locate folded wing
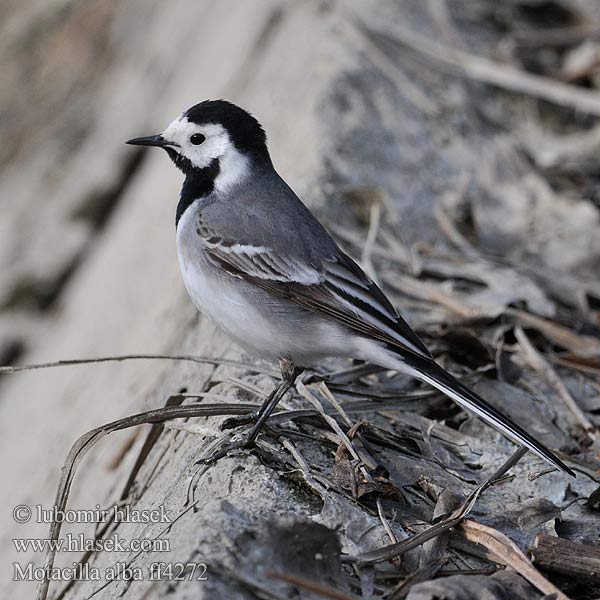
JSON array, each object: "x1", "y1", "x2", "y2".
[{"x1": 196, "y1": 214, "x2": 432, "y2": 359}]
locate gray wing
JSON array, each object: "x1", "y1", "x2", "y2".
[{"x1": 197, "y1": 185, "x2": 431, "y2": 359}]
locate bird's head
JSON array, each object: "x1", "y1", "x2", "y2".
[{"x1": 126, "y1": 100, "x2": 271, "y2": 184}]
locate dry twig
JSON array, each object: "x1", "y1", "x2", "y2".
[
  {"x1": 515, "y1": 326, "x2": 597, "y2": 439},
  {"x1": 420, "y1": 489, "x2": 461, "y2": 566},
  {"x1": 361, "y1": 200, "x2": 382, "y2": 283},
  {"x1": 459, "y1": 521, "x2": 570, "y2": 600},
  {"x1": 0, "y1": 353, "x2": 277, "y2": 376},
  {"x1": 350, "y1": 447, "x2": 528, "y2": 566},
  {"x1": 36, "y1": 402, "x2": 262, "y2": 600},
  {"x1": 354, "y1": 15, "x2": 600, "y2": 116},
  {"x1": 530, "y1": 533, "x2": 600, "y2": 582},
  {"x1": 509, "y1": 310, "x2": 600, "y2": 357},
  {"x1": 297, "y1": 381, "x2": 373, "y2": 484}
]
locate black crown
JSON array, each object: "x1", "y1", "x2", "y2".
[{"x1": 185, "y1": 100, "x2": 270, "y2": 163}]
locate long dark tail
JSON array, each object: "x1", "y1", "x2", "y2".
[{"x1": 401, "y1": 354, "x2": 574, "y2": 476}]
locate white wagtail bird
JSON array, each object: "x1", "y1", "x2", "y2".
[{"x1": 127, "y1": 99, "x2": 573, "y2": 476}]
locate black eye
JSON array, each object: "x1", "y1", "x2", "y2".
[{"x1": 190, "y1": 133, "x2": 205, "y2": 145}]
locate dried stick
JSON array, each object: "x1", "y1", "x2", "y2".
[
  {"x1": 420, "y1": 489, "x2": 461, "y2": 566},
  {"x1": 515, "y1": 327, "x2": 596, "y2": 438},
  {"x1": 351, "y1": 446, "x2": 528, "y2": 565},
  {"x1": 435, "y1": 173, "x2": 479, "y2": 259},
  {"x1": 36, "y1": 402, "x2": 262, "y2": 600},
  {"x1": 361, "y1": 200, "x2": 382, "y2": 283},
  {"x1": 389, "y1": 273, "x2": 477, "y2": 318},
  {"x1": 509, "y1": 309, "x2": 600, "y2": 357},
  {"x1": 354, "y1": 15, "x2": 600, "y2": 117},
  {"x1": 511, "y1": 24, "x2": 600, "y2": 48},
  {"x1": 377, "y1": 498, "x2": 399, "y2": 545},
  {"x1": 343, "y1": 18, "x2": 438, "y2": 116},
  {"x1": 297, "y1": 381, "x2": 372, "y2": 483},
  {"x1": 530, "y1": 533, "x2": 600, "y2": 582},
  {"x1": 281, "y1": 438, "x2": 327, "y2": 496},
  {"x1": 460, "y1": 521, "x2": 569, "y2": 600},
  {"x1": 0, "y1": 353, "x2": 277, "y2": 376}
]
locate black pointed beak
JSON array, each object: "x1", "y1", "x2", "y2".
[{"x1": 126, "y1": 134, "x2": 173, "y2": 147}]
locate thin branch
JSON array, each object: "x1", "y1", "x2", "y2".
[
  {"x1": 343, "y1": 19, "x2": 439, "y2": 116},
  {"x1": 361, "y1": 200, "x2": 382, "y2": 283},
  {"x1": 460, "y1": 520, "x2": 569, "y2": 600},
  {"x1": 297, "y1": 381, "x2": 372, "y2": 483},
  {"x1": 511, "y1": 24, "x2": 600, "y2": 48},
  {"x1": 515, "y1": 327, "x2": 597, "y2": 438},
  {"x1": 530, "y1": 533, "x2": 600, "y2": 582},
  {"x1": 434, "y1": 173, "x2": 480, "y2": 259},
  {"x1": 36, "y1": 402, "x2": 262, "y2": 600},
  {"x1": 420, "y1": 489, "x2": 461, "y2": 566},
  {"x1": 350, "y1": 446, "x2": 527, "y2": 565},
  {"x1": 508, "y1": 309, "x2": 600, "y2": 357},
  {"x1": 281, "y1": 438, "x2": 328, "y2": 497},
  {"x1": 387, "y1": 273, "x2": 477, "y2": 318},
  {"x1": 354, "y1": 14, "x2": 600, "y2": 117},
  {"x1": 0, "y1": 353, "x2": 277, "y2": 376},
  {"x1": 376, "y1": 498, "x2": 398, "y2": 544}
]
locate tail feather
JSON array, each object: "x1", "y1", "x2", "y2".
[{"x1": 402, "y1": 355, "x2": 574, "y2": 477}]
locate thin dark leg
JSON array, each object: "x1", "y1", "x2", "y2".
[
  {"x1": 245, "y1": 359, "x2": 302, "y2": 444},
  {"x1": 199, "y1": 359, "x2": 302, "y2": 464}
]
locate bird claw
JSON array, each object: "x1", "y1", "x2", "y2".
[
  {"x1": 221, "y1": 411, "x2": 258, "y2": 431},
  {"x1": 199, "y1": 420, "x2": 280, "y2": 465},
  {"x1": 198, "y1": 432, "x2": 253, "y2": 465}
]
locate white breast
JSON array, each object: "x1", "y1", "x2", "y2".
[
  {"x1": 175, "y1": 201, "x2": 280, "y2": 358},
  {"x1": 176, "y1": 201, "x2": 239, "y2": 322}
]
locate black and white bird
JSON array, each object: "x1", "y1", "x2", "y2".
[{"x1": 127, "y1": 99, "x2": 572, "y2": 476}]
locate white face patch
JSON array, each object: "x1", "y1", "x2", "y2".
[{"x1": 161, "y1": 115, "x2": 249, "y2": 193}]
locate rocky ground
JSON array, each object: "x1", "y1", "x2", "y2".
[{"x1": 1, "y1": 1, "x2": 600, "y2": 599}]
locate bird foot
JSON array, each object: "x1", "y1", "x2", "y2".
[
  {"x1": 201, "y1": 360, "x2": 303, "y2": 465},
  {"x1": 221, "y1": 411, "x2": 259, "y2": 431},
  {"x1": 198, "y1": 431, "x2": 254, "y2": 465}
]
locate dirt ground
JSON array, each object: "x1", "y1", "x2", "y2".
[{"x1": 1, "y1": 1, "x2": 600, "y2": 599}]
